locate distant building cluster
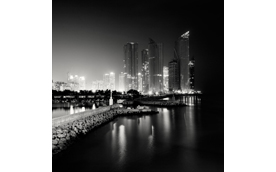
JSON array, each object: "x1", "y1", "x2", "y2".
[
  {"x1": 52, "y1": 73, "x2": 86, "y2": 92},
  {"x1": 120, "y1": 31, "x2": 195, "y2": 94},
  {"x1": 91, "y1": 72, "x2": 115, "y2": 92},
  {"x1": 53, "y1": 31, "x2": 196, "y2": 94}
]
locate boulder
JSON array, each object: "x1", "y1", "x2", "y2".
[{"x1": 52, "y1": 139, "x2": 59, "y2": 145}]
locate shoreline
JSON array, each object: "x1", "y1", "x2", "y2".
[{"x1": 52, "y1": 105, "x2": 158, "y2": 155}]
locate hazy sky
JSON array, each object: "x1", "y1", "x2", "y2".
[{"x1": 53, "y1": 0, "x2": 224, "y2": 94}]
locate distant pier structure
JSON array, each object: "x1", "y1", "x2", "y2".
[{"x1": 167, "y1": 93, "x2": 202, "y2": 106}]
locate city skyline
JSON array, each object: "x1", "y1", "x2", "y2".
[{"x1": 53, "y1": 0, "x2": 224, "y2": 94}]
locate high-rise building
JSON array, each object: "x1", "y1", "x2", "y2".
[
  {"x1": 92, "y1": 80, "x2": 104, "y2": 91},
  {"x1": 138, "y1": 73, "x2": 142, "y2": 92},
  {"x1": 103, "y1": 74, "x2": 110, "y2": 90},
  {"x1": 168, "y1": 59, "x2": 180, "y2": 91},
  {"x1": 79, "y1": 76, "x2": 86, "y2": 90},
  {"x1": 109, "y1": 72, "x2": 115, "y2": 90},
  {"x1": 141, "y1": 49, "x2": 149, "y2": 94},
  {"x1": 174, "y1": 31, "x2": 190, "y2": 92},
  {"x1": 124, "y1": 42, "x2": 138, "y2": 91},
  {"x1": 67, "y1": 73, "x2": 80, "y2": 91},
  {"x1": 103, "y1": 72, "x2": 115, "y2": 90},
  {"x1": 148, "y1": 38, "x2": 163, "y2": 93},
  {"x1": 53, "y1": 81, "x2": 66, "y2": 91},
  {"x1": 118, "y1": 72, "x2": 125, "y2": 92},
  {"x1": 189, "y1": 56, "x2": 195, "y2": 90},
  {"x1": 163, "y1": 66, "x2": 169, "y2": 92}
]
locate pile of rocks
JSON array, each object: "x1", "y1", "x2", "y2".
[
  {"x1": 52, "y1": 107, "x2": 158, "y2": 155},
  {"x1": 52, "y1": 110, "x2": 117, "y2": 155}
]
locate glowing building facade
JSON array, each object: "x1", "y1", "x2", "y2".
[
  {"x1": 138, "y1": 73, "x2": 142, "y2": 92},
  {"x1": 163, "y1": 66, "x2": 169, "y2": 92},
  {"x1": 67, "y1": 73, "x2": 80, "y2": 91},
  {"x1": 168, "y1": 59, "x2": 180, "y2": 91},
  {"x1": 103, "y1": 74, "x2": 110, "y2": 90},
  {"x1": 53, "y1": 81, "x2": 66, "y2": 91},
  {"x1": 118, "y1": 72, "x2": 125, "y2": 92},
  {"x1": 103, "y1": 72, "x2": 115, "y2": 90},
  {"x1": 92, "y1": 80, "x2": 104, "y2": 91},
  {"x1": 174, "y1": 31, "x2": 190, "y2": 92},
  {"x1": 109, "y1": 72, "x2": 115, "y2": 90},
  {"x1": 189, "y1": 56, "x2": 195, "y2": 90},
  {"x1": 141, "y1": 49, "x2": 149, "y2": 93},
  {"x1": 79, "y1": 76, "x2": 86, "y2": 90},
  {"x1": 148, "y1": 38, "x2": 163, "y2": 93},
  {"x1": 124, "y1": 42, "x2": 138, "y2": 91}
]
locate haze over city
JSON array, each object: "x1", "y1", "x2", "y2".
[{"x1": 53, "y1": 0, "x2": 224, "y2": 94}]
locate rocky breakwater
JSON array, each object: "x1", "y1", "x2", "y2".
[{"x1": 52, "y1": 104, "x2": 158, "y2": 155}]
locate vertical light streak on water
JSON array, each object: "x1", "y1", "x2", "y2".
[
  {"x1": 185, "y1": 106, "x2": 196, "y2": 148},
  {"x1": 92, "y1": 103, "x2": 96, "y2": 110},
  {"x1": 69, "y1": 105, "x2": 74, "y2": 114},
  {"x1": 162, "y1": 108, "x2": 171, "y2": 141},
  {"x1": 118, "y1": 125, "x2": 126, "y2": 166},
  {"x1": 147, "y1": 125, "x2": 154, "y2": 162},
  {"x1": 111, "y1": 123, "x2": 117, "y2": 160}
]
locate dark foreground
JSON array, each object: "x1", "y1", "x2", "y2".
[{"x1": 52, "y1": 95, "x2": 224, "y2": 172}]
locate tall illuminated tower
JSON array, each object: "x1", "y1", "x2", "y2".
[
  {"x1": 175, "y1": 31, "x2": 190, "y2": 92},
  {"x1": 148, "y1": 38, "x2": 163, "y2": 93},
  {"x1": 118, "y1": 72, "x2": 125, "y2": 92},
  {"x1": 79, "y1": 76, "x2": 85, "y2": 90},
  {"x1": 189, "y1": 56, "x2": 195, "y2": 90},
  {"x1": 163, "y1": 66, "x2": 169, "y2": 92},
  {"x1": 141, "y1": 49, "x2": 149, "y2": 93},
  {"x1": 138, "y1": 73, "x2": 142, "y2": 92},
  {"x1": 123, "y1": 42, "x2": 138, "y2": 91},
  {"x1": 103, "y1": 74, "x2": 110, "y2": 90},
  {"x1": 109, "y1": 72, "x2": 115, "y2": 90},
  {"x1": 67, "y1": 73, "x2": 80, "y2": 91}
]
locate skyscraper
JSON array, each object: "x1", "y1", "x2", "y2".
[
  {"x1": 118, "y1": 72, "x2": 125, "y2": 92},
  {"x1": 53, "y1": 81, "x2": 66, "y2": 91},
  {"x1": 92, "y1": 80, "x2": 104, "y2": 91},
  {"x1": 148, "y1": 38, "x2": 163, "y2": 93},
  {"x1": 175, "y1": 31, "x2": 190, "y2": 92},
  {"x1": 103, "y1": 72, "x2": 115, "y2": 90},
  {"x1": 79, "y1": 76, "x2": 86, "y2": 90},
  {"x1": 169, "y1": 59, "x2": 180, "y2": 91},
  {"x1": 103, "y1": 74, "x2": 110, "y2": 90},
  {"x1": 67, "y1": 73, "x2": 80, "y2": 91},
  {"x1": 124, "y1": 42, "x2": 138, "y2": 91},
  {"x1": 141, "y1": 49, "x2": 149, "y2": 93},
  {"x1": 109, "y1": 72, "x2": 115, "y2": 90},
  {"x1": 91, "y1": 81, "x2": 97, "y2": 91},
  {"x1": 138, "y1": 73, "x2": 142, "y2": 92},
  {"x1": 163, "y1": 66, "x2": 169, "y2": 92},
  {"x1": 189, "y1": 56, "x2": 195, "y2": 90}
]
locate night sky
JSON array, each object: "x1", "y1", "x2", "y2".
[{"x1": 53, "y1": 0, "x2": 224, "y2": 94}]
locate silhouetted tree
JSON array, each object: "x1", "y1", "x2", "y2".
[{"x1": 127, "y1": 89, "x2": 139, "y2": 96}]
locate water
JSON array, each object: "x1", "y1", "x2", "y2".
[
  {"x1": 52, "y1": 102, "x2": 108, "y2": 119},
  {"x1": 52, "y1": 95, "x2": 224, "y2": 172}
]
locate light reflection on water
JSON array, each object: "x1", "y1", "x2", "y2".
[
  {"x1": 52, "y1": 103, "x2": 100, "y2": 118},
  {"x1": 118, "y1": 125, "x2": 126, "y2": 165},
  {"x1": 53, "y1": 102, "x2": 224, "y2": 172}
]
